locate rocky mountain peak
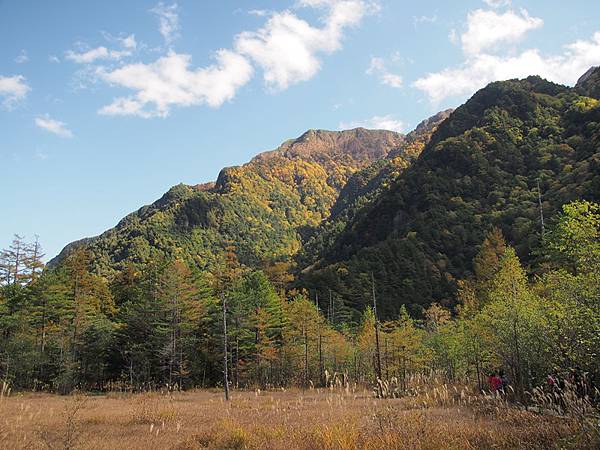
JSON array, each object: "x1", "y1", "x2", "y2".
[{"x1": 575, "y1": 66, "x2": 600, "y2": 99}]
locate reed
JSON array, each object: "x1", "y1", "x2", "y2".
[{"x1": 0, "y1": 386, "x2": 595, "y2": 449}]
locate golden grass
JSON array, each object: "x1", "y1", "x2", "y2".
[{"x1": 0, "y1": 385, "x2": 594, "y2": 449}]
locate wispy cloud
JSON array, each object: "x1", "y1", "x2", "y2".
[
  {"x1": 15, "y1": 50, "x2": 29, "y2": 64},
  {"x1": 366, "y1": 56, "x2": 402, "y2": 88},
  {"x1": 248, "y1": 9, "x2": 270, "y2": 17},
  {"x1": 65, "y1": 46, "x2": 132, "y2": 64},
  {"x1": 413, "y1": 14, "x2": 437, "y2": 28},
  {"x1": 119, "y1": 34, "x2": 137, "y2": 50},
  {"x1": 35, "y1": 115, "x2": 74, "y2": 138},
  {"x1": 34, "y1": 149, "x2": 49, "y2": 160},
  {"x1": 483, "y1": 0, "x2": 511, "y2": 8},
  {"x1": 151, "y1": 2, "x2": 180, "y2": 45},
  {"x1": 339, "y1": 114, "x2": 405, "y2": 133},
  {"x1": 65, "y1": 32, "x2": 138, "y2": 65},
  {"x1": 0, "y1": 75, "x2": 30, "y2": 109}
]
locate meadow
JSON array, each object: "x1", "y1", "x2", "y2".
[{"x1": 0, "y1": 384, "x2": 595, "y2": 450}]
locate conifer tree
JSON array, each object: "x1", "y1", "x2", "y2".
[
  {"x1": 158, "y1": 259, "x2": 203, "y2": 387},
  {"x1": 472, "y1": 226, "x2": 507, "y2": 306}
]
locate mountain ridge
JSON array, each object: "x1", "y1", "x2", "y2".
[{"x1": 49, "y1": 125, "x2": 420, "y2": 272}]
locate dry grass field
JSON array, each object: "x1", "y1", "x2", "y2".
[{"x1": 0, "y1": 386, "x2": 595, "y2": 449}]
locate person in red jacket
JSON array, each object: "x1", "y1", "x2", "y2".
[{"x1": 488, "y1": 371, "x2": 503, "y2": 393}]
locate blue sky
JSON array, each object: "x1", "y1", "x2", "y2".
[{"x1": 1, "y1": 0, "x2": 600, "y2": 260}]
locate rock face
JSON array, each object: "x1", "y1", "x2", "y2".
[
  {"x1": 576, "y1": 66, "x2": 600, "y2": 99},
  {"x1": 576, "y1": 66, "x2": 599, "y2": 86},
  {"x1": 256, "y1": 128, "x2": 406, "y2": 162}
]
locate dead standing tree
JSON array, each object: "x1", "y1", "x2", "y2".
[
  {"x1": 372, "y1": 273, "x2": 382, "y2": 382},
  {"x1": 222, "y1": 290, "x2": 230, "y2": 401}
]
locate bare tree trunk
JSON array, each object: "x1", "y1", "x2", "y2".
[
  {"x1": 372, "y1": 273, "x2": 382, "y2": 381},
  {"x1": 12, "y1": 238, "x2": 21, "y2": 285},
  {"x1": 41, "y1": 295, "x2": 47, "y2": 354},
  {"x1": 222, "y1": 292, "x2": 229, "y2": 401},
  {"x1": 332, "y1": 293, "x2": 335, "y2": 326},
  {"x1": 384, "y1": 338, "x2": 389, "y2": 380},
  {"x1": 328, "y1": 289, "x2": 334, "y2": 324},
  {"x1": 537, "y1": 179, "x2": 545, "y2": 237},
  {"x1": 303, "y1": 325, "x2": 308, "y2": 389},
  {"x1": 235, "y1": 337, "x2": 239, "y2": 389},
  {"x1": 318, "y1": 332, "x2": 324, "y2": 386},
  {"x1": 129, "y1": 360, "x2": 133, "y2": 387}
]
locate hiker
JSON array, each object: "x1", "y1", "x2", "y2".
[
  {"x1": 547, "y1": 373, "x2": 559, "y2": 391},
  {"x1": 488, "y1": 371, "x2": 502, "y2": 393}
]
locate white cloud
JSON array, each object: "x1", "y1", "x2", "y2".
[
  {"x1": 414, "y1": 32, "x2": 600, "y2": 103},
  {"x1": 449, "y1": 29, "x2": 458, "y2": 44},
  {"x1": 297, "y1": 0, "x2": 380, "y2": 13},
  {"x1": 65, "y1": 46, "x2": 132, "y2": 64},
  {"x1": 339, "y1": 114, "x2": 405, "y2": 133},
  {"x1": 461, "y1": 9, "x2": 543, "y2": 56},
  {"x1": 35, "y1": 149, "x2": 49, "y2": 160},
  {"x1": 35, "y1": 115, "x2": 74, "y2": 138},
  {"x1": 381, "y1": 72, "x2": 403, "y2": 88},
  {"x1": 94, "y1": 0, "x2": 371, "y2": 117},
  {"x1": 367, "y1": 56, "x2": 384, "y2": 72},
  {"x1": 248, "y1": 9, "x2": 270, "y2": 17},
  {"x1": 483, "y1": 0, "x2": 511, "y2": 7},
  {"x1": 65, "y1": 33, "x2": 137, "y2": 64},
  {"x1": 413, "y1": 14, "x2": 437, "y2": 27},
  {"x1": 151, "y1": 2, "x2": 180, "y2": 45},
  {"x1": 366, "y1": 56, "x2": 402, "y2": 88},
  {"x1": 15, "y1": 50, "x2": 29, "y2": 64},
  {"x1": 119, "y1": 34, "x2": 137, "y2": 50},
  {"x1": 0, "y1": 75, "x2": 30, "y2": 108},
  {"x1": 235, "y1": 1, "x2": 366, "y2": 90},
  {"x1": 49, "y1": 55, "x2": 61, "y2": 63},
  {"x1": 98, "y1": 50, "x2": 254, "y2": 117}
]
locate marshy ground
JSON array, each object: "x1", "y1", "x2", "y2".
[{"x1": 0, "y1": 387, "x2": 594, "y2": 449}]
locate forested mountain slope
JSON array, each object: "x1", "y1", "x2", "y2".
[
  {"x1": 301, "y1": 71, "x2": 600, "y2": 319},
  {"x1": 51, "y1": 128, "x2": 409, "y2": 275},
  {"x1": 298, "y1": 109, "x2": 452, "y2": 269}
]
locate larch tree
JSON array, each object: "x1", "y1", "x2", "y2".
[
  {"x1": 158, "y1": 259, "x2": 203, "y2": 388},
  {"x1": 479, "y1": 247, "x2": 552, "y2": 399},
  {"x1": 472, "y1": 226, "x2": 507, "y2": 307}
]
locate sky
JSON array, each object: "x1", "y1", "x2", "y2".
[{"x1": 2, "y1": 0, "x2": 600, "y2": 260}]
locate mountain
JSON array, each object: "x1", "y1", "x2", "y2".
[
  {"x1": 52, "y1": 68, "x2": 600, "y2": 322},
  {"x1": 300, "y1": 71, "x2": 600, "y2": 319},
  {"x1": 51, "y1": 127, "x2": 411, "y2": 275}
]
